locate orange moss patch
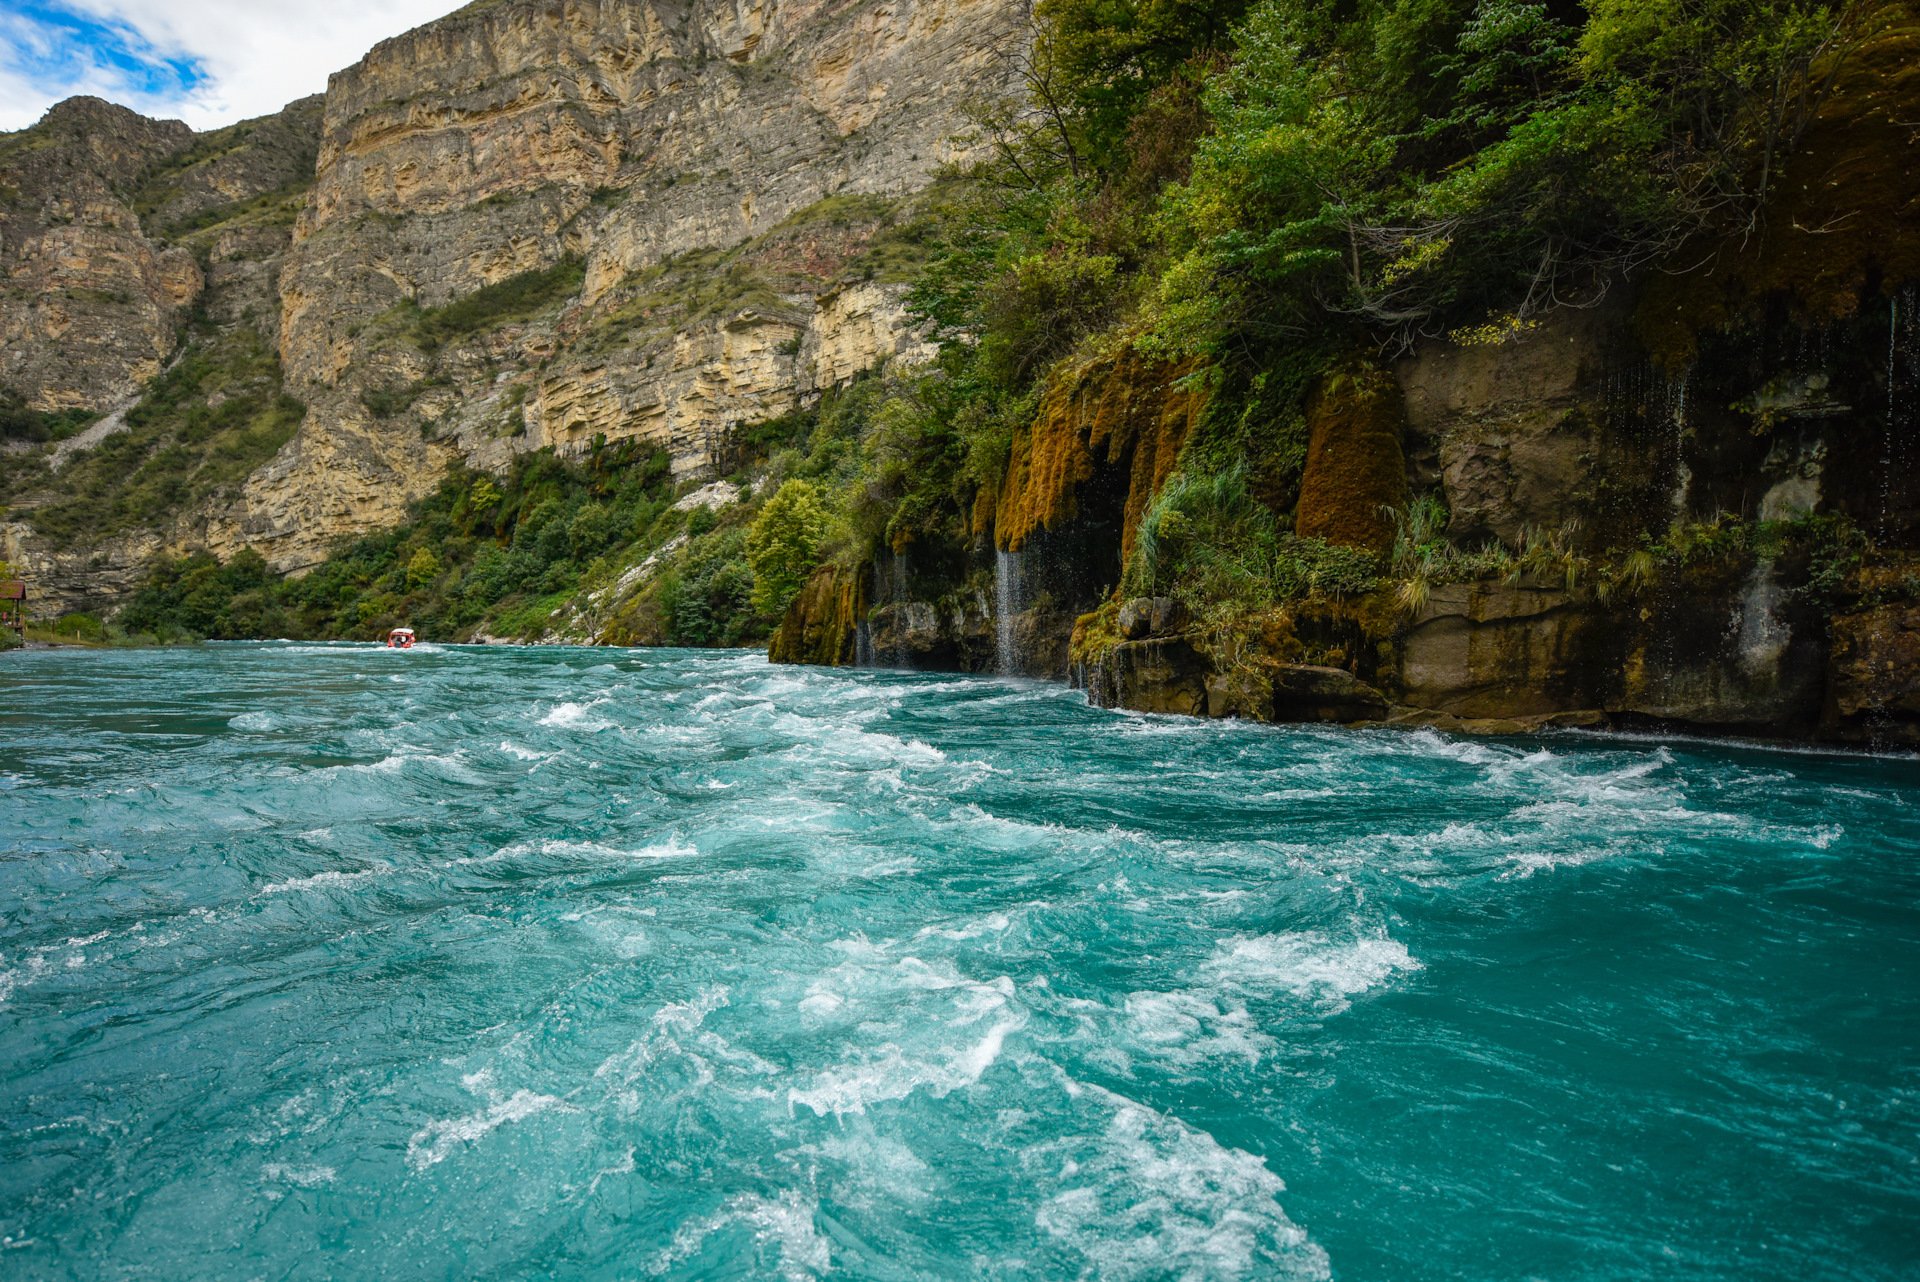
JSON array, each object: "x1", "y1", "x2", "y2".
[
  {"x1": 1294, "y1": 366, "x2": 1409, "y2": 552},
  {"x1": 1637, "y1": 0, "x2": 1920, "y2": 362},
  {"x1": 995, "y1": 350, "x2": 1207, "y2": 557},
  {"x1": 967, "y1": 484, "x2": 998, "y2": 542},
  {"x1": 768, "y1": 564, "x2": 866, "y2": 666}
]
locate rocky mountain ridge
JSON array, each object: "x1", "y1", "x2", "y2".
[{"x1": 2, "y1": 0, "x2": 1018, "y2": 604}]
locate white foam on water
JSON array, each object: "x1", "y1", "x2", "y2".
[
  {"x1": 1500, "y1": 845, "x2": 1632, "y2": 878},
  {"x1": 593, "y1": 987, "x2": 775, "y2": 1094},
  {"x1": 1121, "y1": 990, "x2": 1277, "y2": 1069},
  {"x1": 786, "y1": 1020, "x2": 1021, "y2": 1118},
  {"x1": 259, "y1": 866, "x2": 387, "y2": 896},
  {"x1": 538, "y1": 698, "x2": 615, "y2": 731},
  {"x1": 916, "y1": 910, "x2": 1012, "y2": 941},
  {"x1": 735, "y1": 798, "x2": 849, "y2": 832},
  {"x1": 938, "y1": 803, "x2": 1078, "y2": 851},
  {"x1": 339, "y1": 753, "x2": 408, "y2": 775},
  {"x1": 1498, "y1": 754, "x2": 1689, "y2": 814},
  {"x1": 229, "y1": 710, "x2": 279, "y2": 732},
  {"x1": 1828, "y1": 785, "x2": 1901, "y2": 805},
  {"x1": 800, "y1": 1131, "x2": 934, "y2": 1207},
  {"x1": 1033, "y1": 1085, "x2": 1329, "y2": 1281},
  {"x1": 862, "y1": 732, "x2": 946, "y2": 766},
  {"x1": 405, "y1": 1088, "x2": 568, "y2": 1170},
  {"x1": 261, "y1": 1163, "x2": 336, "y2": 1189},
  {"x1": 487, "y1": 836, "x2": 699, "y2": 865},
  {"x1": 851, "y1": 851, "x2": 919, "y2": 878},
  {"x1": 1334, "y1": 737, "x2": 1758, "y2": 882},
  {"x1": 940, "y1": 758, "x2": 1002, "y2": 792},
  {"x1": 497, "y1": 740, "x2": 549, "y2": 761},
  {"x1": 652, "y1": 1189, "x2": 831, "y2": 1280},
  {"x1": 1388, "y1": 728, "x2": 1509, "y2": 767},
  {"x1": 1201, "y1": 931, "x2": 1420, "y2": 1012},
  {"x1": 784, "y1": 728, "x2": 948, "y2": 772},
  {"x1": 787, "y1": 956, "x2": 1025, "y2": 1116},
  {"x1": 632, "y1": 836, "x2": 701, "y2": 861},
  {"x1": 655, "y1": 985, "x2": 730, "y2": 1031}
]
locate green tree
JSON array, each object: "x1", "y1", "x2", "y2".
[
  {"x1": 746, "y1": 479, "x2": 830, "y2": 615},
  {"x1": 406, "y1": 545, "x2": 442, "y2": 589},
  {"x1": 1037, "y1": 0, "x2": 1255, "y2": 170}
]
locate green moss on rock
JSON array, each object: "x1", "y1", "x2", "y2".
[{"x1": 1294, "y1": 365, "x2": 1409, "y2": 552}]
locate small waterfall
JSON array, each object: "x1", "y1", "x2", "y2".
[
  {"x1": 1732, "y1": 559, "x2": 1791, "y2": 685},
  {"x1": 854, "y1": 608, "x2": 874, "y2": 670},
  {"x1": 994, "y1": 547, "x2": 1024, "y2": 676},
  {"x1": 858, "y1": 560, "x2": 884, "y2": 668},
  {"x1": 1668, "y1": 366, "x2": 1692, "y2": 519},
  {"x1": 1884, "y1": 286, "x2": 1920, "y2": 539},
  {"x1": 889, "y1": 550, "x2": 910, "y2": 668},
  {"x1": 1603, "y1": 359, "x2": 1692, "y2": 518},
  {"x1": 859, "y1": 552, "x2": 914, "y2": 669}
]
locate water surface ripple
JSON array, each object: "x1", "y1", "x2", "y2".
[{"x1": 1, "y1": 643, "x2": 1915, "y2": 1279}]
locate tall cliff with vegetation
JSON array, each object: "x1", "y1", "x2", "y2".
[
  {"x1": 763, "y1": 0, "x2": 1920, "y2": 747},
  {"x1": 2, "y1": 0, "x2": 1017, "y2": 624},
  {"x1": 3, "y1": 0, "x2": 1917, "y2": 747}
]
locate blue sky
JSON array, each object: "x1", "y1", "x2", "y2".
[{"x1": 0, "y1": 0, "x2": 464, "y2": 131}]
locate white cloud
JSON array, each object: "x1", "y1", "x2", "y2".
[{"x1": 1, "y1": 0, "x2": 470, "y2": 132}]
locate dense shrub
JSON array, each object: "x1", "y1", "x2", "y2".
[
  {"x1": 414, "y1": 258, "x2": 585, "y2": 351},
  {"x1": 746, "y1": 480, "x2": 830, "y2": 615},
  {"x1": 0, "y1": 388, "x2": 94, "y2": 443}
]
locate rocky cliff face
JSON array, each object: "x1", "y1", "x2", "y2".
[
  {"x1": 767, "y1": 9, "x2": 1920, "y2": 749},
  {"x1": 775, "y1": 285, "x2": 1920, "y2": 746},
  {"x1": 1, "y1": 94, "x2": 322, "y2": 614},
  {"x1": 779, "y1": 282, "x2": 1920, "y2": 740},
  {"x1": 1, "y1": 0, "x2": 1018, "y2": 603},
  {"x1": 0, "y1": 98, "x2": 200, "y2": 412},
  {"x1": 229, "y1": 0, "x2": 1015, "y2": 571}
]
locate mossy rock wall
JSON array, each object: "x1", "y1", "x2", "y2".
[
  {"x1": 1636, "y1": 0, "x2": 1920, "y2": 363},
  {"x1": 768, "y1": 564, "x2": 865, "y2": 666},
  {"x1": 1294, "y1": 366, "x2": 1408, "y2": 551},
  {"x1": 995, "y1": 350, "x2": 1206, "y2": 558}
]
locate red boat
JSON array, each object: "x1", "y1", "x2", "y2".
[{"x1": 385, "y1": 627, "x2": 416, "y2": 649}]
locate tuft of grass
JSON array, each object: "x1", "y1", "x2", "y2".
[{"x1": 413, "y1": 258, "x2": 585, "y2": 351}]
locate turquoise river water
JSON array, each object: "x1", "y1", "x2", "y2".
[{"x1": 1, "y1": 643, "x2": 1916, "y2": 1280}]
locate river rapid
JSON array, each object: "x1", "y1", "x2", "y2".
[{"x1": 1, "y1": 643, "x2": 1916, "y2": 1279}]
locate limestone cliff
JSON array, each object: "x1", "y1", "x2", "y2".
[
  {"x1": 1, "y1": 94, "x2": 322, "y2": 614},
  {"x1": 237, "y1": 0, "x2": 1017, "y2": 570},
  {"x1": 1, "y1": 0, "x2": 1021, "y2": 606},
  {"x1": 0, "y1": 98, "x2": 199, "y2": 412}
]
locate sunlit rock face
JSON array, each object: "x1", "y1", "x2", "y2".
[
  {"x1": 241, "y1": 0, "x2": 1019, "y2": 571},
  {"x1": 0, "y1": 1, "x2": 1020, "y2": 593},
  {"x1": 0, "y1": 98, "x2": 199, "y2": 412}
]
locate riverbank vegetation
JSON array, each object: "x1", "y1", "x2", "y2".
[
  {"x1": 110, "y1": 378, "x2": 890, "y2": 643},
  {"x1": 98, "y1": 0, "x2": 1906, "y2": 646}
]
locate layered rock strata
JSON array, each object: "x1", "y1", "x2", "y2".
[
  {"x1": 237, "y1": 0, "x2": 1016, "y2": 570},
  {"x1": 2, "y1": 0, "x2": 1022, "y2": 602}
]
